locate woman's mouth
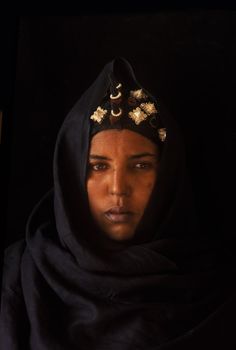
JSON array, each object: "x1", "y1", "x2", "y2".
[{"x1": 104, "y1": 207, "x2": 134, "y2": 223}]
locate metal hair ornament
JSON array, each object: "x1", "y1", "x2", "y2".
[
  {"x1": 128, "y1": 107, "x2": 148, "y2": 125},
  {"x1": 111, "y1": 108, "x2": 122, "y2": 117},
  {"x1": 140, "y1": 102, "x2": 157, "y2": 115},
  {"x1": 130, "y1": 89, "x2": 147, "y2": 100},
  {"x1": 90, "y1": 106, "x2": 107, "y2": 124},
  {"x1": 89, "y1": 79, "x2": 167, "y2": 142},
  {"x1": 158, "y1": 128, "x2": 167, "y2": 142},
  {"x1": 110, "y1": 91, "x2": 122, "y2": 100}
]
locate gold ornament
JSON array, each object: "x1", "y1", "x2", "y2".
[
  {"x1": 129, "y1": 107, "x2": 148, "y2": 125},
  {"x1": 140, "y1": 102, "x2": 157, "y2": 115},
  {"x1": 130, "y1": 89, "x2": 147, "y2": 100},
  {"x1": 111, "y1": 108, "x2": 122, "y2": 117},
  {"x1": 110, "y1": 91, "x2": 122, "y2": 100},
  {"x1": 158, "y1": 128, "x2": 167, "y2": 142},
  {"x1": 90, "y1": 106, "x2": 107, "y2": 124}
]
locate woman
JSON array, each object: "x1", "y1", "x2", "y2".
[{"x1": 1, "y1": 58, "x2": 235, "y2": 349}]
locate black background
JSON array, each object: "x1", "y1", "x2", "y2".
[{"x1": 1, "y1": 13, "x2": 236, "y2": 252}]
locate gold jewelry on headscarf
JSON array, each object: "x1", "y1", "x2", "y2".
[
  {"x1": 111, "y1": 108, "x2": 122, "y2": 117},
  {"x1": 130, "y1": 89, "x2": 147, "y2": 100},
  {"x1": 128, "y1": 107, "x2": 148, "y2": 125},
  {"x1": 110, "y1": 91, "x2": 122, "y2": 100},
  {"x1": 90, "y1": 106, "x2": 107, "y2": 124},
  {"x1": 158, "y1": 128, "x2": 167, "y2": 142},
  {"x1": 140, "y1": 102, "x2": 158, "y2": 115}
]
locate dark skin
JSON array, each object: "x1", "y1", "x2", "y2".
[{"x1": 87, "y1": 129, "x2": 159, "y2": 241}]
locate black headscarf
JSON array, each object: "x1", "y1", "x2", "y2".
[{"x1": 1, "y1": 58, "x2": 236, "y2": 349}]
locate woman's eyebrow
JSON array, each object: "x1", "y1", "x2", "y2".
[
  {"x1": 129, "y1": 153, "x2": 157, "y2": 159},
  {"x1": 89, "y1": 154, "x2": 112, "y2": 160},
  {"x1": 89, "y1": 153, "x2": 157, "y2": 160}
]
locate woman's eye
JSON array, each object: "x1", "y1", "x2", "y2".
[
  {"x1": 90, "y1": 163, "x2": 108, "y2": 171},
  {"x1": 134, "y1": 162, "x2": 152, "y2": 169}
]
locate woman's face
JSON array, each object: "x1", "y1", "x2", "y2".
[{"x1": 87, "y1": 129, "x2": 159, "y2": 241}]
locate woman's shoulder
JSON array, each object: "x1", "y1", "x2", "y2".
[
  {"x1": 4, "y1": 239, "x2": 26, "y2": 260},
  {"x1": 1, "y1": 239, "x2": 26, "y2": 297},
  {"x1": 0, "y1": 240, "x2": 30, "y2": 348}
]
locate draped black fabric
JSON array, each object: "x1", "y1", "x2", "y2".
[{"x1": 1, "y1": 58, "x2": 236, "y2": 349}]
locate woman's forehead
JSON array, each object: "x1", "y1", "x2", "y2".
[{"x1": 89, "y1": 129, "x2": 158, "y2": 156}]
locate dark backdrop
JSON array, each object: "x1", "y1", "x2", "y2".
[{"x1": 2, "y1": 13, "x2": 236, "y2": 247}]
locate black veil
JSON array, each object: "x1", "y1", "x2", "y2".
[{"x1": 1, "y1": 58, "x2": 235, "y2": 349}]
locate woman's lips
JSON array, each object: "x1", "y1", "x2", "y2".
[{"x1": 104, "y1": 207, "x2": 134, "y2": 223}]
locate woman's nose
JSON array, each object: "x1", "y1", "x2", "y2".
[{"x1": 109, "y1": 168, "x2": 130, "y2": 197}]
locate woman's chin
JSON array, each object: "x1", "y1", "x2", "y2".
[{"x1": 102, "y1": 224, "x2": 136, "y2": 242}]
